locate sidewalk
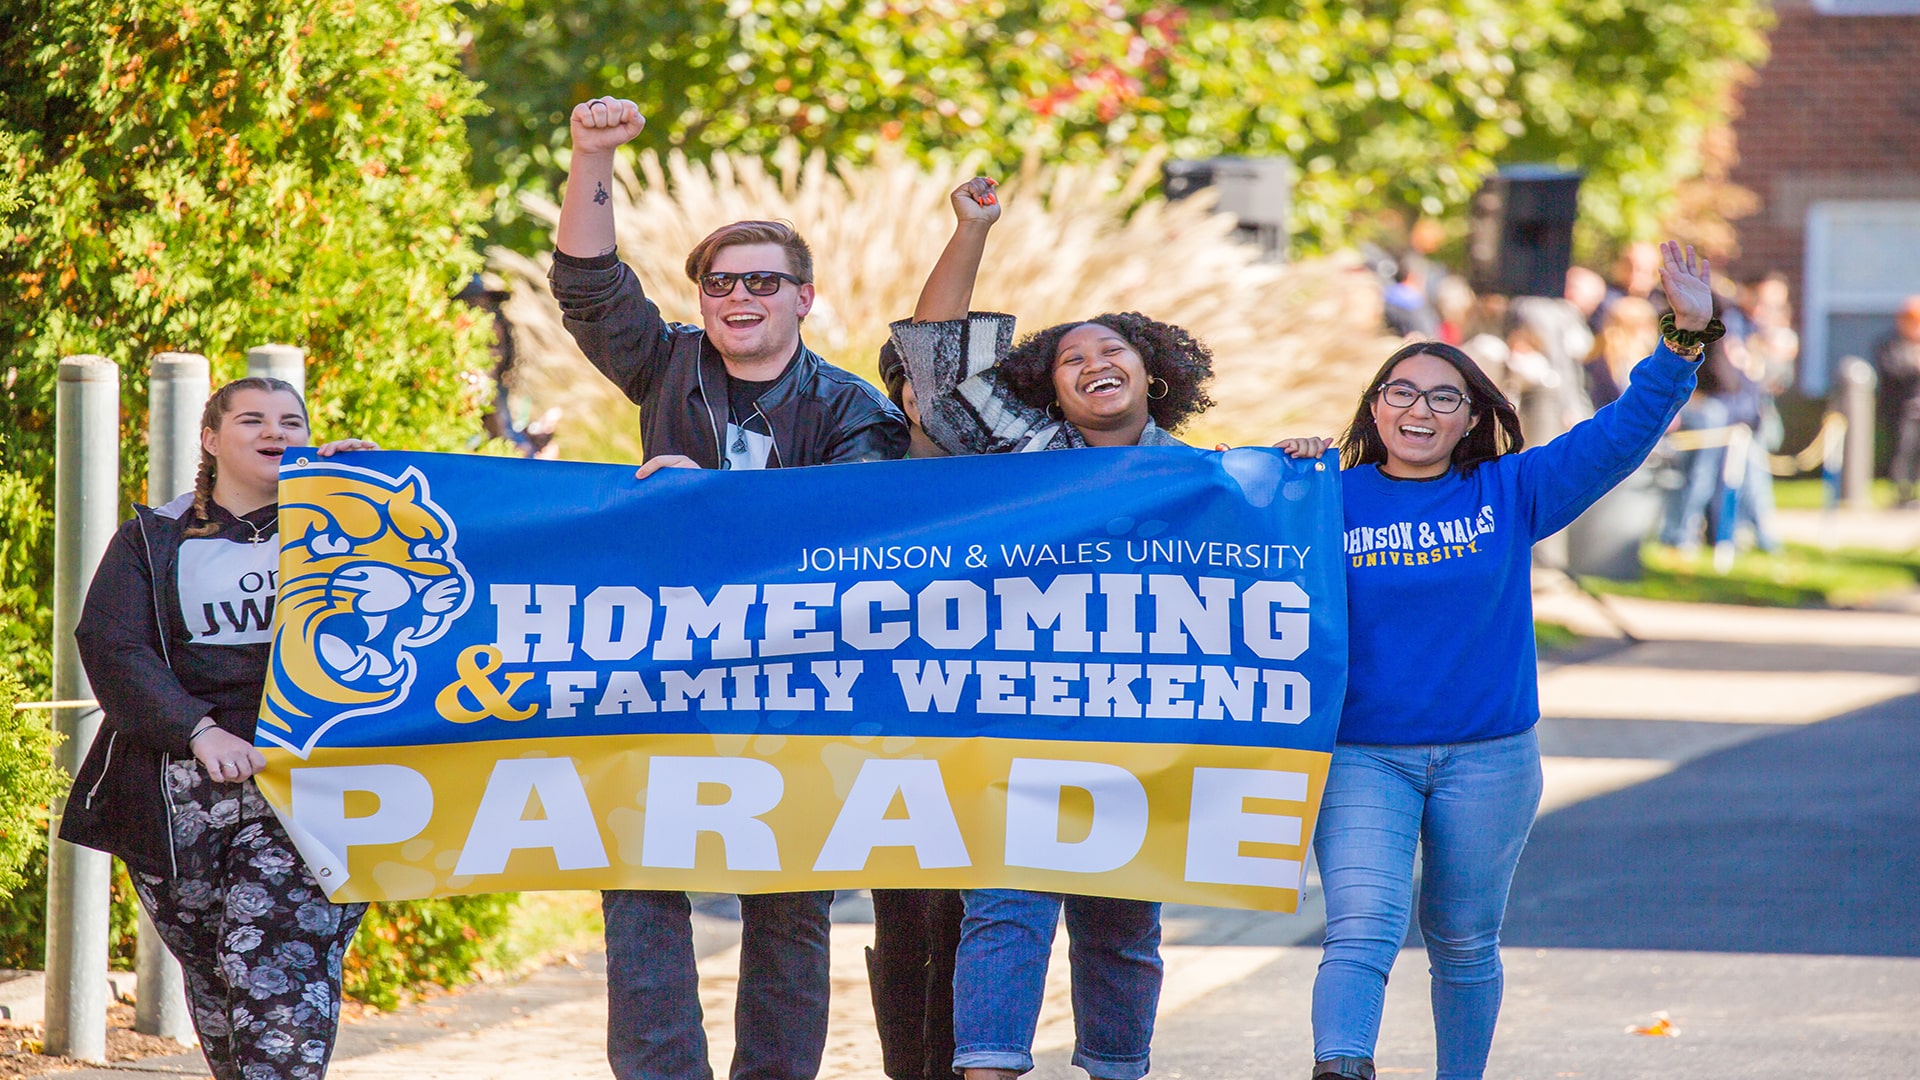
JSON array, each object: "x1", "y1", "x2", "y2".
[
  {"x1": 30, "y1": 589, "x2": 1920, "y2": 1079},
  {"x1": 1773, "y1": 503, "x2": 1920, "y2": 551}
]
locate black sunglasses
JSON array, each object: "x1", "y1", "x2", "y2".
[{"x1": 699, "y1": 270, "x2": 806, "y2": 298}]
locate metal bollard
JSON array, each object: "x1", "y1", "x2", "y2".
[
  {"x1": 137, "y1": 353, "x2": 208, "y2": 1044},
  {"x1": 247, "y1": 343, "x2": 307, "y2": 400},
  {"x1": 45, "y1": 356, "x2": 119, "y2": 1063},
  {"x1": 1835, "y1": 356, "x2": 1876, "y2": 509},
  {"x1": 148, "y1": 352, "x2": 210, "y2": 505}
]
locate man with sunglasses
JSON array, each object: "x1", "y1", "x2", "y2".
[
  {"x1": 550, "y1": 95, "x2": 907, "y2": 476},
  {"x1": 546, "y1": 96, "x2": 907, "y2": 1080}
]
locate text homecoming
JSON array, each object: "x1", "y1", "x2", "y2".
[{"x1": 484, "y1": 573, "x2": 1315, "y2": 723}]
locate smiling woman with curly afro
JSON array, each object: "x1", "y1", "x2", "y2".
[
  {"x1": 878, "y1": 177, "x2": 1230, "y2": 1080},
  {"x1": 999, "y1": 313, "x2": 1216, "y2": 434},
  {"x1": 888, "y1": 178, "x2": 1220, "y2": 457}
]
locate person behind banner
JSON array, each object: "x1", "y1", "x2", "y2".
[
  {"x1": 867, "y1": 340, "x2": 965, "y2": 1080},
  {"x1": 1272, "y1": 242, "x2": 1719, "y2": 1080},
  {"x1": 60, "y1": 378, "x2": 375, "y2": 1080},
  {"x1": 547, "y1": 95, "x2": 909, "y2": 1080},
  {"x1": 886, "y1": 177, "x2": 1217, "y2": 1080}
]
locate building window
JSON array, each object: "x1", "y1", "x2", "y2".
[
  {"x1": 1804, "y1": 201, "x2": 1920, "y2": 392},
  {"x1": 1811, "y1": 0, "x2": 1920, "y2": 14}
]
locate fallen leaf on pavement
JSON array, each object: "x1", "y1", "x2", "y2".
[{"x1": 1627, "y1": 1011, "x2": 1680, "y2": 1037}]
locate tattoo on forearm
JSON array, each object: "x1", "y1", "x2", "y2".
[{"x1": 593, "y1": 182, "x2": 610, "y2": 206}]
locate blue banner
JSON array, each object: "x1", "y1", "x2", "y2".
[{"x1": 255, "y1": 446, "x2": 1346, "y2": 910}]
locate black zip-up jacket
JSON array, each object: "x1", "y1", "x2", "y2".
[
  {"x1": 549, "y1": 250, "x2": 909, "y2": 467},
  {"x1": 60, "y1": 494, "x2": 280, "y2": 876}
]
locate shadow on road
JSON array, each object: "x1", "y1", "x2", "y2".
[{"x1": 1504, "y1": 692, "x2": 1920, "y2": 958}]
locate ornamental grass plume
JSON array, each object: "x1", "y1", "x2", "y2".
[{"x1": 490, "y1": 148, "x2": 1395, "y2": 462}]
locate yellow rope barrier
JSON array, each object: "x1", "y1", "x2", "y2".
[
  {"x1": 12, "y1": 699, "x2": 98, "y2": 711},
  {"x1": 1661, "y1": 413, "x2": 1846, "y2": 478}
]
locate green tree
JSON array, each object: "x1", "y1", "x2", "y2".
[
  {"x1": 0, "y1": 0, "x2": 496, "y2": 693},
  {"x1": 463, "y1": 0, "x2": 1769, "y2": 259},
  {"x1": 1496, "y1": 0, "x2": 1773, "y2": 251}
]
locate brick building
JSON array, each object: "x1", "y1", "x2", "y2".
[{"x1": 1725, "y1": 0, "x2": 1920, "y2": 390}]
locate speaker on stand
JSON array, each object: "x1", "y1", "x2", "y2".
[{"x1": 1468, "y1": 166, "x2": 1583, "y2": 298}]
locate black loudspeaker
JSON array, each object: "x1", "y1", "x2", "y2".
[{"x1": 1468, "y1": 166, "x2": 1582, "y2": 298}]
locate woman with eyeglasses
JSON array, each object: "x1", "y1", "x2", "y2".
[
  {"x1": 885, "y1": 178, "x2": 1215, "y2": 1080},
  {"x1": 1273, "y1": 242, "x2": 1719, "y2": 1080}
]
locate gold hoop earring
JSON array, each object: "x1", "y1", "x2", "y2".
[
  {"x1": 1045, "y1": 401, "x2": 1065, "y2": 421},
  {"x1": 1148, "y1": 377, "x2": 1170, "y2": 400}
]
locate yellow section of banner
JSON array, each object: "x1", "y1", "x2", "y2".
[{"x1": 256, "y1": 734, "x2": 1329, "y2": 912}]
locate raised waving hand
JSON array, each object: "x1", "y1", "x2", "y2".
[{"x1": 1660, "y1": 240, "x2": 1714, "y2": 332}]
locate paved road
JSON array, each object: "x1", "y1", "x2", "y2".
[{"x1": 58, "y1": 594, "x2": 1920, "y2": 1079}]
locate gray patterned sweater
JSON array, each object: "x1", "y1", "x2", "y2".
[{"x1": 888, "y1": 312, "x2": 1187, "y2": 455}]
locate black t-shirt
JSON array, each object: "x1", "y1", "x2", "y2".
[
  {"x1": 722, "y1": 363, "x2": 792, "y2": 469},
  {"x1": 726, "y1": 372, "x2": 781, "y2": 427}
]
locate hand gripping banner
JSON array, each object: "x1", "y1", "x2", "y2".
[{"x1": 252, "y1": 446, "x2": 1347, "y2": 912}]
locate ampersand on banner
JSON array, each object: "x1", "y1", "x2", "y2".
[{"x1": 434, "y1": 645, "x2": 537, "y2": 723}]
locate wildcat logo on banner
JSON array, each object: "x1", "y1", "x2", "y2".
[{"x1": 253, "y1": 446, "x2": 1347, "y2": 912}]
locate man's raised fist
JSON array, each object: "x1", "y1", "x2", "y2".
[{"x1": 570, "y1": 97, "x2": 646, "y2": 155}]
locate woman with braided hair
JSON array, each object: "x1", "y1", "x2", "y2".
[{"x1": 61, "y1": 377, "x2": 375, "y2": 1080}]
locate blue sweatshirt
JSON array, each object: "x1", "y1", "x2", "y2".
[{"x1": 1337, "y1": 344, "x2": 1699, "y2": 745}]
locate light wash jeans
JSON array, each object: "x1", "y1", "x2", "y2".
[
  {"x1": 951, "y1": 890, "x2": 1163, "y2": 1079},
  {"x1": 603, "y1": 889, "x2": 833, "y2": 1080},
  {"x1": 1660, "y1": 396, "x2": 1729, "y2": 549},
  {"x1": 1311, "y1": 729, "x2": 1543, "y2": 1080}
]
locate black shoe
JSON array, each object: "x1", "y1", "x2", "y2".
[{"x1": 1311, "y1": 1057, "x2": 1376, "y2": 1080}]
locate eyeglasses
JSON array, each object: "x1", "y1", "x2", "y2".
[
  {"x1": 1376, "y1": 381, "x2": 1468, "y2": 414},
  {"x1": 699, "y1": 270, "x2": 806, "y2": 298}
]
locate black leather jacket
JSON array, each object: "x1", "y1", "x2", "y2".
[{"x1": 549, "y1": 251, "x2": 908, "y2": 467}]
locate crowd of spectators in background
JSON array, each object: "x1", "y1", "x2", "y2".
[
  {"x1": 1874, "y1": 297, "x2": 1920, "y2": 506},
  {"x1": 1362, "y1": 234, "x2": 1803, "y2": 556}
]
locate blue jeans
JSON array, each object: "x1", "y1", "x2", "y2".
[
  {"x1": 952, "y1": 890, "x2": 1162, "y2": 1079},
  {"x1": 603, "y1": 889, "x2": 833, "y2": 1080},
  {"x1": 1311, "y1": 729, "x2": 1543, "y2": 1080},
  {"x1": 1660, "y1": 396, "x2": 1729, "y2": 549}
]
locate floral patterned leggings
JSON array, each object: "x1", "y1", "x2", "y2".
[{"x1": 132, "y1": 760, "x2": 368, "y2": 1080}]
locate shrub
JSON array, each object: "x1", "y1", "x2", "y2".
[
  {"x1": 0, "y1": 0, "x2": 497, "y2": 705},
  {"x1": 344, "y1": 895, "x2": 518, "y2": 1010},
  {"x1": 0, "y1": 849, "x2": 140, "y2": 971},
  {"x1": 0, "y1": 673, "x2": 60, "y2": 898}
]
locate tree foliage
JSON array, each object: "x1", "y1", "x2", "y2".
[
  {"x1": 0, "y1": 0, "x2": 496, "y2": 692},
  {"x1": 463, "y1": 0, "x2": 1770, "y2": 257}
]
